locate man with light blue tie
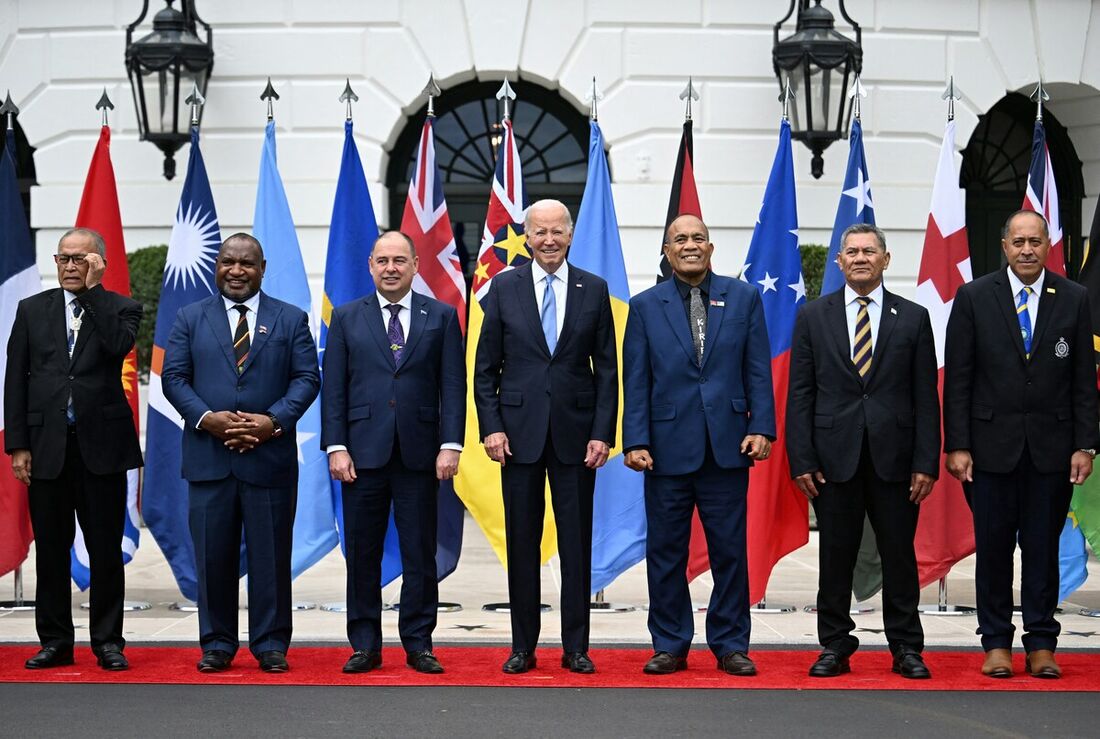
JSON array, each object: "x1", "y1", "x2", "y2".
[{"x1": 474, "y1": 199, "x2": 618, "y2": 675}]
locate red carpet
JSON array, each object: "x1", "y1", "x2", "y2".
[{"x1": 1, "y1": 646, "x2": 1097, "y2": 690}]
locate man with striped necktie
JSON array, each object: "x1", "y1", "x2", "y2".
[
  {"x1": 787, "y1": 223, "x2": 940, "y2": 680},
  {"x1": 163, "y1": 233, "x2": 320, "y2": 675},
  {"x1": 945, "y1": 210, "x2": 1098, "y2": 679}
]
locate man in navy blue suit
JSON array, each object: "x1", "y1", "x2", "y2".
[
  {"x1": 162, "y1": 233, "x2": 320, "y2": 674},
  {"x1": 623, "y1": 214, "x2": 775, "y2": 677},
  {"x1": 321, "y1": 231, "x2": 465, "y2": 675}
]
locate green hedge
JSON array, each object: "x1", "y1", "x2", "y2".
[
  {"x1": 799, "y1": 243, "x2": 828, "y2": 302},
  {"x1": 126, "y1": 245, "x2": 167, "y2": 381}
]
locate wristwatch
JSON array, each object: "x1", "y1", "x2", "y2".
[
  {"x1": 1078, "y1": 448, "x2": 1096, "y2": 459},
  {"x1": 266, "y1": 413, "x2": 284, "y2": 438}
]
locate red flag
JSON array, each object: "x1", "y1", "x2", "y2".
[
  {"x1": 913, "y1": 120, "x2": 975, "y2": 585},
  {"x1": 1022, "y1": 120, "x2": 1065, "y2": 276},
  {"x1": 73, "y1": 125, "x2": 142, "y2": 576},
  {"x1": 657, "y1": 121, "x2": 702, "y2": 282}
]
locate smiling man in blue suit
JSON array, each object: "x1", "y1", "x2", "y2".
[
  {"x1": 162, "y1": 233, "x2": 320, "y2": 675},
  {"x1": 321, "y1": 231, "x2": 465, "y2": 676},
  {"x1": 623, "y1": 214, "x2": 775, "y2": 678}
]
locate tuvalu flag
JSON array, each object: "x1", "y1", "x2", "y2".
[
  {"x1": 455, "y1": 116, "x2": 558, "y2": 565},
  {"x1": 571, "y1": 120, "x2": 645, "y2": 593},
  {"x1": 740, "y1": 118, "x2": 809, "y2": 603},
  {"x1": 143, "y1": 127, "x2": 222, "y2": 601},
  {"x1": 912, "y1": 119, "x2": 976, "y2": 587},
  {"x1": 0, "y1": 126, "x2": 40, "y2": 577},
  {"x1": 70, "y1": 124, "x2": 142, "y2": 590}
]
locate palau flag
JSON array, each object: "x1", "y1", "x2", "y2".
[
  {"x1": 570, "y1": 120, "x2": 644, "y2": 593},
  {"x1": 740, "y1": 118, "x2": 809, "y2": 604},
  {"x1": 821, "y1": 118, "x2": 875, "y2": 295},
  {"x1": 253, "y1": 120, "x2": 339, "y2": 579},
  {"x1": 70, "y1": 124, "x2": 142, "y2": 589},
  {"x1": 144, "y1": 127, "x2": 222, "y2": 601},
  {"x1": 317, "y1": 120, "x2": 395, "y2": 577}
]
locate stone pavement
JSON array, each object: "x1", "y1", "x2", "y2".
[{"x1": 2, "y1": 514, "x2": 1099, "y2": 652}]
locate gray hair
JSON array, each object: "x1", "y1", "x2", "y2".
[
  {"x1": 840, "y1": 223, "x2": 887, "y2": 252},
  {"x1": 524, "y1": 199, "x2": 574, "y2": 232},
  {"x1": 1001, "y1": 209, "x2": 1049, "y2": 240},
  {"x1": 58, "y1": 228, "x2": 106, "y2": 258}
]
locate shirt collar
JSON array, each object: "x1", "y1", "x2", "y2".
[
  {"x1": 844, "y1": 282, "x2": 884, "y2": 307},
  {"x1": 377, "y1": 290, "x2": 413, "y2": 312},
  {"x1": 673, "y1": 271, "x2": 711, "y2": 301},
  {"x1": 1006, "y1": 267, "x2": 1045, "y2": 298},
  {"x1": 223, "y1": 292, "x2": 261, "y2": 314},
  {"x1": 63, "y1": 289, "x2": 81, "y2": 307},
  {"x1": 531, "y1": 260, "x2": 569, "y2": 285}
]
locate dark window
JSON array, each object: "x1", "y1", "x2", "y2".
[
  {"x1": 386, "y1": 79, "x2": 590, "y2": 281},
  {"x1": 961, "y1": 92, "x2": 1083, "y2": 277}
]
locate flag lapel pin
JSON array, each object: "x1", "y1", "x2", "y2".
[
  {"x1": 890, "y1": 307, "x2": 898, "y2": 315},
  {"x1": 1046, "y1": 287, "x2": 1056, "y2": 294},
  {"x1": 420, "y1": 309, "x2": 428, "y2": 315},
  {"x1": 258, "y1": 325, "x2": 269, "y2": 334},
  {"x1": 710, "y1": 299, "x2": 725, "y2": 307}
]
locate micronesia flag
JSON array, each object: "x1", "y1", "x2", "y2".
[
  {"x1": 570, "y1": 120, "x2": 645, "y2": 593},
  {"x1": 740, "y1": 118, "x2": 809, "y2": 604},
  {"x1": 821, "y1": 118, "x2": 875, "y2": 295},
  {"x1": 318, "y1": 120, "x2": 385, "y2": 569},
  {"x1": 144, "y1": 127, "x2": 221, "y2": 601},
  {"x1": 253, "y1": 120, "x2": 339, "y2": 578}
]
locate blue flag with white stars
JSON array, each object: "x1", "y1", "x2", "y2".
[{"x1": 822, "y1": 118, "x2": 875, "y2": 295}]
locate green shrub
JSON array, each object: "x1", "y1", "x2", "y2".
[
  {"x1": 127, "y1": 245, "x2": 167, "y2": 381},
  {"x1": 799, "y1": 243, "x2": 828, "y2": 301}
]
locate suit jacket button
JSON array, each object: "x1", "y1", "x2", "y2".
[
  {"x1": 68, "y1": 375, "x2": 74, "y2": 381},
  {"x1": 389, "y1": 399, "x2": 396, "y2": 407},
  {"x1": 862, "y1": 394, "x2": 869, "y2": 400},
  {"x1": 699, "y1": 377, "x2": 707, "y2": 383}
]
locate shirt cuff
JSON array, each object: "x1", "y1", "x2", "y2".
[
  {"x1": 326, "y1": 445, "x2": 348, "y2": 454},
  {"x1": 440, "y1": 443, "x2": 463, "y2": 452},
  {"x1": 196, "y1": 410, "x2": 212, "y2": 430}
]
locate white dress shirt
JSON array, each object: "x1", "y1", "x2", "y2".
[
  {"x1": 1006, "y1": 266, "x2": 1044, "y2": 330},
  {"x1": 531, "y1": 260, "x2": 568, "y2": 341},
  {"x1": 844, "y1": 283, "x2": 884, "y2": 361},
  {"x1": 63, "y1": 289, "x2": 82, "y2": 355},
  {"x1": 196, "y1": 293, "x2": 262, "y2": 429}
]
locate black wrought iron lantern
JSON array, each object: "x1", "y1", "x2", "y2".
[
  {"x1": 773, "y1": 0, "x2": 862, "y2": 179},
  {"x1": 125, "y1": 0, "x2": 214, "y2": 180}
]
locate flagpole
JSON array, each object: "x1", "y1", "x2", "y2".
[{"x1": 916, "y1": 79, "x2": 976, "y2": 618}]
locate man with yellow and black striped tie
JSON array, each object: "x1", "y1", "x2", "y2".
[{"x1": 787, "y1": 223, "x2": 940, "y2": 680}]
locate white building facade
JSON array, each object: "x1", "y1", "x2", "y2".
[{"x1": 2, "y1": 0, "x2": 1099, "y2": 305}]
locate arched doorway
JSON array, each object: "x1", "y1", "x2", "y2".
[
  {"x1": 386, "y1": 79, "x2": 590, "y2": 281},
  {"x1": 961, "y1": 92, "x2": 1084, "y2": 277},
  {"x1": 0, "y1": 118, "x2": 38, "y2": 231}
]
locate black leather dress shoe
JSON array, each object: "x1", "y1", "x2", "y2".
[
  {"x1": 258, "y1": 650, "x2": 289, "y2": 673},
  {"x1": 502, "y1": 651, "x2": 537, "y2": 674},
  {"x1": 95, "y1": 644, "x2": 129, "y2": 671},
  {"x1": 717, "y1": 651, "x2": 757, "y2": 676},
  {"x1": 407, "y1": 651, "x2": 444, "y2": 674},
  {"x1": 562, "y1": 652, "x2": 596, "y2": 674},
  {"x1": 343, "y1": 651, "x2": 382, "y2": 673},
  {"x1": 197, "y1": 650, "x2": 233, "y2": 673},
  {"x1": 892, "y1": 650, "x2": 931, "y2": 679},
  {"x1": 809, "y1": 650, "x2": 850, "y2": 677},
  {"x1": 25, "y1": 646, "x2": 74, "y2": 670},
  {"x1": 643, "y1": 651, "x2": 687, "y2": 675}
]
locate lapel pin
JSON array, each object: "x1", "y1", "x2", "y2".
[
  {"x1": 575, "y1": 283, "x2": 582, "y2": 288},
  {"x1": 1046, "y1": 287, "x2": 1056, "y2": 294},
  {"x1": 890, "y1": 307, "x2": 897, "y2": 315},
  {"x1": 710, "y1": 300, "x2": 725, "y2": 307},
  {"x1": 420, "y1": 309, "x2": 428, "y2": 315},
  {"x1": 258, "y1": 325, "x2": 268, "y2": 334}
]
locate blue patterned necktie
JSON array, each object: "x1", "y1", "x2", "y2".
[
  {"x1": 541, "y1": 274, "x2": 557, "y2": 353},
  {"x1": 386, "y1": 303, "x2": 405, "y2": 363},
  {"x1": 1018, "y1": 286, "x2": 1034, "y2": 358},
  {"x1": 67, "y1": 300, "x2": 83, "y2": 423}
]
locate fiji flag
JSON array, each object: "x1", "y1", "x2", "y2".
[
  {"x1": 318, "y1": 121, "x2": 390, "y2": 572},
  {"x1": 740, "y1": 118, "x2": 809, "y2": 603},
  {"x1": 144, "y1": 127, "x2": 222, "y2": 601},
  {"x1": 571, "y1": 120, "x2": 645, "y2": 592},
  {"x1": 821, "y1": 118, "x2": 875, "y2": 295},
  {"x1": 253, "y1": 120, "x2": 340, "y2": 578}
]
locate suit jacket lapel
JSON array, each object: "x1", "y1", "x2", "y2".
[
  {"x1": 864, "y1": 290, "x2": 898, "y2": 385},
  {"x1": 824, "y1": 291, "x2": 862, "y2": 384},
  {"x1": 700, "y1": 277, "x2": 726, "y2": 369},
  {"x1": 241, "y1": 292, "x2": 281, "y2": 374},
  {"x1": 993, "y1": 272, "x2": 1028, "y2": 362},
  {"x1": 362, "y1": 293, "x2": 397, "y2": 369},
  {"x1": 202, "y1": 296, "x2": 239, "y2": 373},
  {"x1": 1030, "y1": 274, "x2": 1057, "y2": 359},
  {"x1": 555, "y1": 266, "x2": 583, "y2": 356},
  {"x1": 659, "y1": 279, "x2": 697, "y2": 365},
  {"x1": 400, "y1": 293, "x2": 429, "y2": 367},
  {"x1": 515, "y1": 264, "x2": 551, "y2": 359}
]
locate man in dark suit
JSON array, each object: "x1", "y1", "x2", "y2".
[
  {"x1": 321, "y1": 231, "x2": 465, "y2": 675},
  {"x1": 945, "y1": 209, "x2": 1098, "y2": 679},
  {"x1": 623, "y1": 214, "x2": 774, "y2": 677},
  {"x1": 474, "y1": 199, "x2": 618, "y2": 675},
  {"x1": 786, "y1": 223, "x2": 939, "y2": 680},
  {"x1": 5, "y1": 228, "x2": 142, "y2": 671},
  {"x1": 162, "y1": 233, "x2": 320, "y2": 674}
]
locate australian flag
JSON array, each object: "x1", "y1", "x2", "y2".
[{"x1": 821, "y1": 118, "x2": 875, "y2": 295}]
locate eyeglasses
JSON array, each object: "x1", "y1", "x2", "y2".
[{"x1": 54, "y1": 254, "x2": 89, "y2": 265}]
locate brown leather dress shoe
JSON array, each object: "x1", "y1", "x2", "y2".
[
  {"x1": 981, "y1": 648, "x2": 1013, "y2": 678},
  {"x1": 643, "y1": 651, "x2": 687, "y2": 674},
  {"x1": 717, "y1": 651, "x2": 757, "y2": 676},
  {"x1": 1025, "y1": 649, "x2": 1061, "y2": 679}
]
